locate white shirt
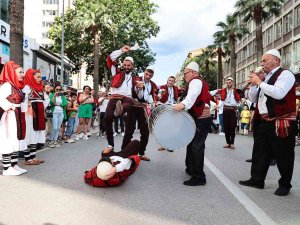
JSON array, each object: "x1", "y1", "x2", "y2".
[
  {"x1": 181, "y1": 79, "x2": 203, "y2": 110},
  {"x1": 135, "y1": 77, "x2": 153, "y2": 103},
  {"x1": 98, "y1": 97, "x2": 109, "y2": 112},
  {"x1": 224, "y1": 89, "x2": 238, "y2": 107},
  {"x1": 167, "y1": 86, "x2": 175, "y2": 104},
  {"x1": 53, "y1": 96, "x2": 63, "y2": 113},
  {"x1": 109, "y1": 49, "x2": 133, "y2": 97},
  {"x1": 218, "y1": 100, "x2": 224, "y2": 114},
  {"x1": 249, "y1": 66, "x2": 295, "y2": 114},
  {"x1": 109, "y1": 156, "x2": 132, "y2": 173}
]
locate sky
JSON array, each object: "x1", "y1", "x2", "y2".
[{"x1": 148, "y1": 0, "x2": 237, "y2": 85}]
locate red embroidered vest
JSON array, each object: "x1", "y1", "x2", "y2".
[
  {"x1": 185, "y1": 77, "x2": 211, "y2": 119},
  {"x1": 254, "y1": 68, "x2": 296, "y2": 119},
  {"x1": 84, "y1": 155, "x2": 140, "y2": 187},
  {"x1": 159, "y1": 84, "x2": 179, "y2": 103},
  {"x1": 220, "y1": 88, "x2": 241, "y2": 102}
]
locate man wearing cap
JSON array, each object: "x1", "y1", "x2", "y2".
[
  {"x1": 157, "y1": 75, "x2": 181, "y2": 152},
  {"x1": 239, "y1": 49, "x2": 296, "y2": 196},
  {"x1": 219, "y1": 77, "x2": 241, "y2": 149},
  {"x1": 174, "y1": 62, "x2": 211, "y2": 186},
  {"x1": 121, "y1": 66, "x2": 158, "y2": 161},
  {"x1": 105, "y1": 45, "x2": 139, "y2": 149}
]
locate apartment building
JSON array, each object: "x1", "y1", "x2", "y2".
[
  {"x1": 232, "y1": 0, "x2": 300, "y2": 88},
  {"x1": 24, "y1": 0, "x2": 74, "y2": 48}
]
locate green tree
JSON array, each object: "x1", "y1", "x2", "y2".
[
  {"x1": 10, "y1": 0, "x2": 24, "y2": 66},
  {"x1": 49, "y1": 0, "x2": 159, "y2": 94},
  {"x1": 212, "y1": 30, "x2": 227, "y2": 88},
  {"x1": 216, "y1": 14, "x2": 248, "y2": 86},
  {"x1": 235, "y1": 0, "x2": 284, "y2": 64}
]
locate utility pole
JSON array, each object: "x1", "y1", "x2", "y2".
[{"x1": 60, "y1": 0, "x2": 65, "y2": 85}]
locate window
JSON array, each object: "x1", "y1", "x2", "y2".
[
  {"x1": 295, "y1": 6, "x2": 300, "y2": 27},
  {"x1": 266, "y1": 27, "x2": 273, "y2": 45},
  {"x1": 0, "y1": 0, "x2": 9, "y2": 23},
  {"x1": 42, "y1": 32, "x2": 49, "y2": 38},
  {"x1": 274, "y1": 20, "x2": 282, "y2": 40},
  {"x1": 283, "y1": 12, "x2": 293, "y2": 34},
  {"x1": 263, "y1": 32, "x2": 266, "y2": 47},
  {"x1": 43, "y1": 0, "x2": 59, "y2": 4},
  {"x1": 42, "y1": 21, "x2": 53, "y2": 27},
  {"x1": 293, "y1": 40, "x2": 300, "y2": 63},
  {"x1": 282, "y1": 44, "x2": 292, "y2": 69},
  {"x1": 42, "y1": 10, "x2": 58, "y2": 16},
  {"x1": 248, "y1": 42, "x2": 253, "y2": 56}
]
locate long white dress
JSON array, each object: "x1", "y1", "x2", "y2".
[
  {"x1": 23, "y1": 85, "x2": 49, "y2": 145},
  {"x1": 0, "y1": 83, "x2": 24, "y2": 154}
]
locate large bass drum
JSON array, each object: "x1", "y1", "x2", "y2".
[{"x1": 149, "y1": 104, "x2": 196, "y2": 150}]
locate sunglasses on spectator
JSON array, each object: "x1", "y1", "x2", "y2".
[{"x1": 56, "y1": 88, "x2": 62, "y2": 91}]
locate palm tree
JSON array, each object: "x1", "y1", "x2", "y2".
[
  {"x1": 235, "y1": 0, "x2": 284, "y2": 65},
  {"x1": 10, "y1": 0, "x2": 24, "y2": 66},
  {"x1": 216, "y1": 14, "x2": 248, "y2": 86},
  {"x1": 196, "y1": 48, "x2": 215, "y2": 80},
  {"x1": 211, "y1": 31, "x2": 227, "y2": 88},
  {"x1": 74, "y1": 0, "x2": 113, "y2": 95}
]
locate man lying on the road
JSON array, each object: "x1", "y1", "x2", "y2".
[{"x1": 84, "y1": 140, "x2": 141, "y2": 187}]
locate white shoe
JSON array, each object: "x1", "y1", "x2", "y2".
[
  {"x1": 2, "y1": 167, "x2": 22, "y2": 176},
  {"x1": 13, "y1": 165, "x2": 28, "y2": 174},
  {"x1": 218, "y1": 132, "x2": 225, "y2": 136},
  {"x1": 113, "y1": 133, "x2": 118, "y2": 137},
  {"x1": 79, "y1": 133, "x2": 84, "y2": 139},
  {"x1": 87, "y1": 132, "x2": 92, "y2": 137},
  {"x1": 121, "y1": 132, "x2": 124, "y2": 137},
  {"x1": 83, "y1": 135, "x2": 89, "y2": 140},
  {"x1": 54, "y1": 141, "x2": 60, "y2": 148},
  {"x1": 67, "y1": 138, "x2": 75, "y2": 143},
  {"x1": 75, "y1": 135, "x2": 80, "y2": 141},
  {"x1": 48, "y1": 141, "x2": 56, "y2": 148},
  {"x1": 97, "y1": 132, "x2": 100, "y2": 137}
]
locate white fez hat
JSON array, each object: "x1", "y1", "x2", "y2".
[
  {"x1": 96, "y1": 161, "x2": 113, "y2": 180},
  {"x1": 227, "y1": 77, "x2": 234, "y2": 81},
  {"x1": 185, "y1": 62, "x2": 199, "y2": 73},
  {"x1": 145, "y1": 65, "x2": 155, "y2": 73},
  {"x1": 124, "y1": 56, "x2": 134, "y2": 64},
  {"x1": 265, "y1": 49, "x2": 281, "y2": 60}
]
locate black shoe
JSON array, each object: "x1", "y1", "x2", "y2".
[
  {"x1": 239, "y1": 178, "x2": 264, "y2": 189},
  {"x1": 245, "y1": 159, "x2": 252, "y2": 163},
  {"x1": 185, "y1": 168, "x2": 192, "y2": 176},
  {"x1": 274, "y1": 185, "x2": 291, "y2": 196},
  {"x1": 183, "y1": 177, "x2": 206, "y2": 186},
  {"x1": 167, "y1": 149, "x2": 174, "y2": 152},
  {"x1": 270, "y1": 159, "x2": 277, "y2": 166}
]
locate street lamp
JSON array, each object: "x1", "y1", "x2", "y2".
[{"x1": 60, "y1": 0, "x2": 65, "y2": 85}]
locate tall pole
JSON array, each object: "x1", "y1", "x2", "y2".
[{"x1": 60, "y1": 0, "x2": 65, "y2": 85}]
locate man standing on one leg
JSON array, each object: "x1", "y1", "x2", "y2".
[
  {"x1": 220, "y1": 77, "x2": 241, "y2": 149},
  {"x1": 174, "y1": 62, "x2": 211, "y2": 186},
  {"x1": 239, "y1": 49, "x2": 296, "y2": 196},
  {"x1": 105, "y1": 45, "x2": 139, "y2": 148},
  {"x1": 121, "y1": 66, "x2": 158, "y2": 161}
]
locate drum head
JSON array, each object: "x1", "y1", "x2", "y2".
[{"x1": 153, "y1": 110, "x2": 195, "y2": 150}]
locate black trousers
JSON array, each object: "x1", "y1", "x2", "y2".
[
  {"x1": 104, "y1": 97, "x2": 133, "y2": 147},
  {"x1": 122, "y1": 107, "x2": 149, "y2": 155},
  {"x1": 223, "y1": 107, "x2": 237, "y2": 145},
  {"x1": 102, "y1": 140, "x2": 141, "y2": 158},
  {"x1": 251, "y1": 119, "x2": 296, "y2": 188},
  {"x1": 186, "y1": 117, "x2": 211, "y2": 181}
]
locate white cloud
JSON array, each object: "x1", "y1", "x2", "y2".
[{"x1": 149, "y1": 0, "x2": 237, "y2": 85}]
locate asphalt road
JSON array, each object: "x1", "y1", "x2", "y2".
[{"x1": 0, "y1": 131, "x2": 299, "y2": 225}]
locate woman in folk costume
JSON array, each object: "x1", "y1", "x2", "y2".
[
  {"x1": 0, "y1": 61, "x2": 28, "y2": 176},
  {"x1": 22, "y1": 69, "x2": 47, "y2": 165}
]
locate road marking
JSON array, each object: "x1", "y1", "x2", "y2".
[{"x1": 204, "y1": 158, "x2": 277, "y2": 225}]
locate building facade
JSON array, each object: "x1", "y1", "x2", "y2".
[
  {"x1": 24, "y1": 0, "x2": 74, "y2": 48},
  {"x1": 232, "y1": 0, "x2": 300, "y2": 87}
]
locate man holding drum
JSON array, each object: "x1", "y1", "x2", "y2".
[
  {"x1": 121, "y1": 66, "x2": 158, "y2": 161},
  {"x1": 174, "y1": 62, "x2": 212, "y2": 186}
]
